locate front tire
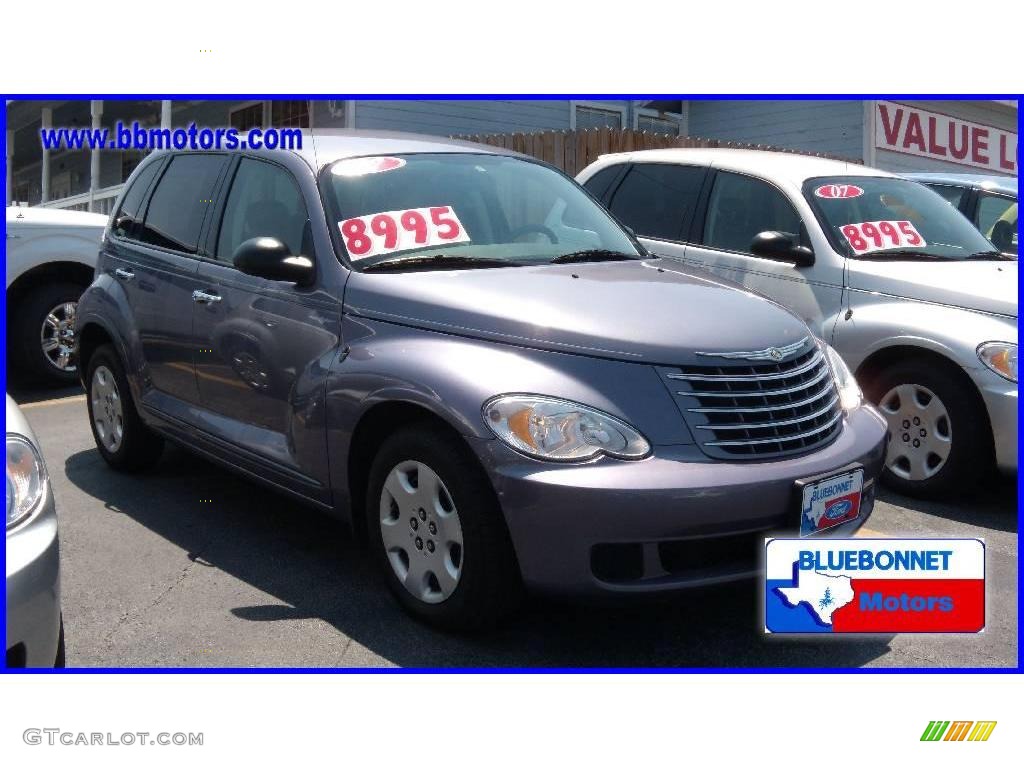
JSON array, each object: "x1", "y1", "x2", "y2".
[
  {"x1": 866, "y1": 359, "x2": 991, "y2": 498},
  {"x1": 85, "y1": 344, "x2": 164, "y2": 472},
  {"x1": 366, "y1": 425, "x2": 521, "y2": 631}
]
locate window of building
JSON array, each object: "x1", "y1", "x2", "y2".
[
  {"x1": 703, "y1": 172, "x2": 802, "y2": 254},
  {"x1": 270, "y1": 100, "x2": 310, "y2": 128},
  {"x1": 138, "y1": 154, "x2": 229, "y2": 254},
  {"x1": 607, "y1": 164, "x2": 706, "y2": 241},
  {"x1": 216, "y1": 158, "x2": 310, "y2": 262},
  {"x1": 229, "y1": 102, "x2": 264, "y2": 131},
  {"x1": 636, "y1": 112, "x2": 683, "y2": 136},
  {"x1": 573, "y1": 103, "x2": 625, "y2": 130},
  {"x1": 112, "y1": 158, "x2": 163, "y2": 239}
]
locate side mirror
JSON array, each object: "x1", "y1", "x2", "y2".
[
  {"x1": 232, "y1": 237, "x2": 314, "y2": 285},
  {"x1": 750, "y1": 231, "x2": 815, "y2": 267}
]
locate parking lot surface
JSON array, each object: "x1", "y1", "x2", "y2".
[{"x1": 15, "y1": 387, "x2": 1018, "y2": 668}]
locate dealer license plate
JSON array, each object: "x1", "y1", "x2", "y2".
[{"x1": 797, "y1": 468, "x2": 864, "y2": 537}]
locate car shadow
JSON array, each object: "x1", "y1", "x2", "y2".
[
  {"x1": 64, "y1": 445, "x2": 896, "y2": 669},
  {"x1": 875, "y1": 474, "x2": 1017, "y2": 534}
]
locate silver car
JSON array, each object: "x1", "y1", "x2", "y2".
[
  {"x1": 579, "y1": 149, "x2": 1017, "y2": 498},
  {"x1": 6, "y1": 395, "x2": 63, "y2": 667}
]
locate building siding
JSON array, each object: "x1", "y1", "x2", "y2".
[
  {"x1": 353, "y1": 99, "x2": 577, "y2": 136},
  {"x1": 687, "y1": 100, "x2": 865, "y2": 160}
]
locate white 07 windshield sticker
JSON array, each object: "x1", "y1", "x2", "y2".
[
  {"x1": 839, "y1": 220, "x2": 927, "y2": 255},
  {"x1": 339, "y1": 205, "x2": 471, "y2": 260}
]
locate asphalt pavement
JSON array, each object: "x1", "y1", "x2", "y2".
[{"x1": 12, "y1": 386, "x2": 1018, "y2": 668}]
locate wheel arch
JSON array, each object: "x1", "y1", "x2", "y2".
[
  {"x1": 6, "y1": 261, "x2": 95, "y2": 310},
  {"x1": 855, "y1": 343, "x2": 994, "y2": 450},
  {"x1": 345, "y1": 399, "x2": 485, "y2": 542}
]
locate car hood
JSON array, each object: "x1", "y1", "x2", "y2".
[
  {"x1": 848, "y1": 260, "x2": 1017, "y2": 318},
  {"x1": 344, "y1": 259, "x2": 811, "y2": 365}
]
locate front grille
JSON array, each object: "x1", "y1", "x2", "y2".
[{"x1": 661, "y1": 338, "x2": 843, "y2": 460}]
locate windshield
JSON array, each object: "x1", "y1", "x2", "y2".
[
  {"x1": 323, "y1": 153, "x2": 641, "y2": 269},
  {"x1": 804, "y1": 176, "x2": 998, "y2": 260}
]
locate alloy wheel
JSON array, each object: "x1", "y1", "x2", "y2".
[
  {"x1": 90, "y1": 365, "x2": 125, "y2": 452},
  {"x1": 379, "y1": 460, "x2": 464, "y2": 604},
  {"x1": 40, "y1": 301, "x2": 78, "y2": 372},
  {"x1": 878, "y1": 383, "x2": 952, "y2": 482}
]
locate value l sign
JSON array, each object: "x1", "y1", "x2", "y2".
[{"x1": 874, "y1": 101, "x2": 1017, "y2": 174}]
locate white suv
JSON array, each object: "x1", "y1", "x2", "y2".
[
  {"x1": 578, "y1": 149, "x2": 1017, "y2": 498},
  {"x1": 6, "y1": 206, "x2": 107, "y2": 384}
]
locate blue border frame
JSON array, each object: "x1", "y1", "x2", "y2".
[{"x1": 2, "y1": 94, "x2": 1021, "y2": 673}]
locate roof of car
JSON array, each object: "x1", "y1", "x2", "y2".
[
  {"x1": 904, "y1": 172, "x2": 1018, "y2": 196},
  {"x1": 293, "y1": 129, "x2": 519, "y2": 168},
  {"x1": 583, "y1": 147, "x2": 894, "y2": 186}
]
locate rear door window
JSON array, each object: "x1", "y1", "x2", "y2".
[
  {"x1": 112, "y1": 159, "x2": 162, "y2": 239},
  {"x1": 925, "y1": 183, "x2": 966, "y2": 209},
  {"x1": 703, "y1": 171, "x2": 801, "y2": 254},
  {"x1": 977, "y1": 194, "x2": 1018, "y2": 254},
  {"x1": 138, "y1": 154, "x2": 229, "y2": 254},
  {"x1": 607, "y1": 163, "x2": 705, "y2": 241}
]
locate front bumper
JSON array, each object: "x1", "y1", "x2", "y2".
[
  {"x1": 978, "y1": 378, "x2": 1017, "y2": 473},
  {"x1": 474, "y1": 406, "x2": 888, "y2": 596},
  {"x1": 6, "y1": 491, "x2": 61, "y2": 668}
]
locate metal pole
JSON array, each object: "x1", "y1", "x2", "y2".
[
  {"x1": 90, "y1": 100, "x2": 103, "y2": 212},
  {"x1": 40, "y1": 107, "x2": 52, "y2": 204}
]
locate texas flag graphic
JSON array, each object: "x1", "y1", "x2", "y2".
[{"x1": 764, "y1": 538, "x2": 985, "y2": 633}]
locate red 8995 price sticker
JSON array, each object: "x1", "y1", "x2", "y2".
[
  {"x1": 840, "y1": 220, "x2": 927, "y2": 255},
  {"x1": 339, "y1": 205, "x2": 471, "y2": 260}
]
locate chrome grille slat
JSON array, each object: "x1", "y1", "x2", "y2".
[
  {"x1": 694, "y1": 394, "x2": 839, "y2": 430},
  {"x1": 661, "y1": 341, "x2": 843, "y2": 460},
  {"x1": 705, "y1": 411, "x2": 843, "y2": 447},
  {"x1": 674, "y1": 365, "x2": 831, "y2": 398},
  {"x1": 667, "y1": 349, "x2": 823, "y2": 382},
  {"x1": 687, "y1": 384, "x2": 835, "y2": 413}
]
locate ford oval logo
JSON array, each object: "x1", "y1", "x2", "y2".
[
  {"x1": 825, "y1": 499, "x2": 854, "y2": 520},
  {"x1": 814, "y1": 184, "x2": 864, "y2": 199}
]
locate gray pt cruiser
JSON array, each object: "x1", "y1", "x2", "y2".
[{"x1": 75, "y1": 132, "x2": 888, "y2": 629}]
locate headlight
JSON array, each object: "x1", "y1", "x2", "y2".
[
  {"x1": 978, "y1": 342, "x2": 1017, "y2": 383},
  {"x1": 7, "y1": 434, "x2": 47, "y2": 530},
  {"x1": 823, "y1": 345, "x2": 862, "y2": 411},
  {"x1": 483, "y1": 395, "x2": 650, "y2": 461}
]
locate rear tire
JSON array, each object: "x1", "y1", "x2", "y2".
[
  {"x1": 11, "y1": 282, "x2": 85, "y2": 386},
  {"x1": 865, "y1": 359, "x2": 991, "y2": 499},
  {"x1": 54, "y1": 616, "x2": 66, "y2": 668},
  {"x1": 85, "y1": 344, "x2": 164, "y2": 472},
  {"x1": 365, "y1": 424, "x2": 521, "y2": 631}
]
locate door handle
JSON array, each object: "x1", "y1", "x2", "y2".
[
  {"x1": 114, "y1": 267, "x2": 135, "y2": 281},
  {"x1": 192, "y1": 289, "x2": 222, "y2": 304}
]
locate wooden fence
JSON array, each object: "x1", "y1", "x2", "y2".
[{"x1": 449, "y1": 127, "x2": 861, "y2": 177}]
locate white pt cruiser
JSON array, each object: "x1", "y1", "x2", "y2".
[{"x1": 578, "y1": 149, "x2": 1017, "y2": 499}]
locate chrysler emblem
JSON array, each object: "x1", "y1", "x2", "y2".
[{"x1": 768, "y1": 347, "x2": 783, "y2": 361}]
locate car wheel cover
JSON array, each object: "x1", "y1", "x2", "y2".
[
  {"x1": 379, "y1": 460, "x2": 464, "y2": 604},
  {"x1": 90, "y1": 365, "x2": 125, "y2": 453},
  {"x1": 40, "y1": 301, "x2": 77, "y2": 372},
  {"x1": 878, "y1": 383, "x2": 952, "y2": 482}
]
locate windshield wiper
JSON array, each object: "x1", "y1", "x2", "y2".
[
  {"x1": 549, "y1": 249, "x2": 641, "y2": 264},
  {"x1": 361, "y1": 254, "x2": 519, "y2": 272},
  {"x1": 851, "y1": 250, "x2": 955, "y2": 262},
  {"x1": 965, "y1": 250, "x2": 1015, "y2": 261}
]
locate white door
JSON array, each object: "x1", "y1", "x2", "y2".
[{"x1": 684, "y1": 170, "x2": 845, "y2": 341}]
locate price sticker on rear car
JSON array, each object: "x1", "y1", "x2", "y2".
[
  {"x1": 840, "y1": 220, "x2": 927, "y2": 255},
  {"x1": 339, "y1": 205, "x2": 471, "y2": 261}
]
